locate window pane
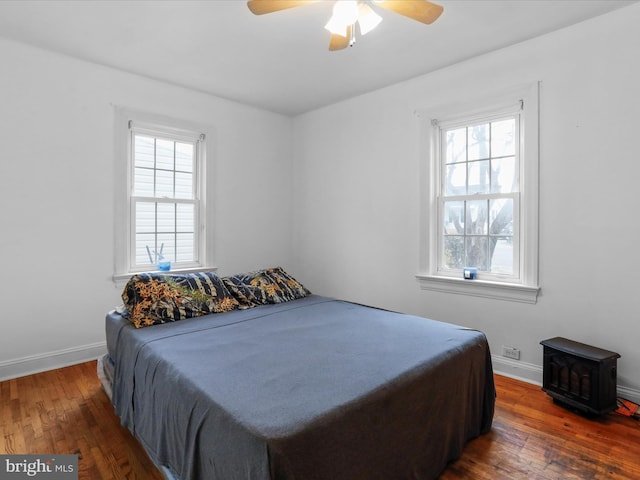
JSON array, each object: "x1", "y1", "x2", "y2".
[
  {"x1": 491, "y1": 156, "x2": 516, "y2": 193},
  {"x1": 491, "y1": 118, "x2": 515, "y2": 157},
  {"x1": 155, "y1": 169, "x2": 174, "y2": 198},
  {"x1": 155, "y1": 138, "x2": 174, "y2": 170},
  {"x1": 468, "y1": 123, "x2": 489, "y2": 161},
  {"x1": 443, "y1": 201, "x2": 464, "y2": 234},
  {"x1": 175, "y1": 142, "x2": 194, "y2": 172},
  {"x1": 176, "y1": 203, "x2": 194, "y2": 232},
  {"x1": 489, "y1": 198, "x2": 513, "y2": 236},
  {"x1": 489, "y1": 237, "x2": 513, "y2": 274},
  {"x1": 467, "y1": 160, "x2": 490, "y2": 194},
  {"x1": 175, "y1": 172, "x2": 193, "y2": 199},
  {"x1": 135, "y1": 202, "x2": 155, "y2": 233},
  {"x1": 466, "y1": 236, "x2": 489, "y2": 270},
  {"x1": 445, "y1": 163, "x2": 466, "y2": 196},
  {"x1": 134, "y1": 167, "x2": 154, "y2": 197},
  {"x1": 443, "y1": 236, "x2": 464, "y2": 269},
  {"x1": 156, "y1": 203, "x2": 175, "y2": 233},
  {"x1": 134, "y1": 135, "x2": 155, "y2": 168},
  {"x1": 135, "y1": 233, "x2": 156, "y2": 266},
  {"x1": 466, "y1": 200, "x2": 488, "y2": 235},
  {"x1": 446, "y1": 128, "x2": 466, "y2": 164},
  {"x1": 157, "y1": 233, "x2": 176, "y2": 263},
  {"x1": 177, "y1": 233, "x2": 195, "y2": 262}
]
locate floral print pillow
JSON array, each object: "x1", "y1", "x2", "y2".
[
  {"x1": 122, "y1": 271, "x2": 239, "y2": 328},
  {"x1": 222, "y1": 267, "x2": 311, "y2": 307}
]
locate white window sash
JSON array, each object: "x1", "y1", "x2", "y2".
[
  {"x1": 436, "y1": 192, "x2": 521, "y2": 282},
  {"x1": 128, "y1": 198, "x2": 201, "y2": 272}
]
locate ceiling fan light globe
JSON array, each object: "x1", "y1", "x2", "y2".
[
  {"x1": 357, "y1": 3, "x2": 382, "y2": 35},
  {"x1": 324, "y1": 15, "x2": 349, "y2": 37},
  {"x1": 332, "y1": 0, "x2": 359, "y2": 25}
]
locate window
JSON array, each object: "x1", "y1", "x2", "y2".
[
  {"x1": 114, "y1": 110, "x2": 213, "y2": 281},
  {"x1": 417, "y1": 83, "x2": 540, "y2": 303},
  {"x1": 440, "y1": 114, "x2": 519, "y2": 279}
]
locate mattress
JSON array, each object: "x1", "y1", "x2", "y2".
[{"x1": 102, "y1": 295, "x2": 495, "y2": 480}]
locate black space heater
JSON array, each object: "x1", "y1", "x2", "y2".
[{"x1": 540, "y1": 337, "x2": 620, "y2": 415}]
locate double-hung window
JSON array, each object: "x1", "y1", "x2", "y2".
[
  {"x1": 440, "y1": 113, "x2": 520, "y2": 278},
  {"x1": 114, "y1": 110, "x2": 212, "y2": 281},
  {"x1": 417, "y1": 83, "x2": 540, "y2": 303}
]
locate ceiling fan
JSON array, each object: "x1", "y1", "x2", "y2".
[{"x1": 247, "y1": 0, "x2": 444, "y2": 51}]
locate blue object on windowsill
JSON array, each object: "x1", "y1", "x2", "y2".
[
  {"x1": 463, "y1": 267, "x2": 477, "y2": 280},
  {"x1": 157, "y1": 261, "x2": 172, "y2": 271}
]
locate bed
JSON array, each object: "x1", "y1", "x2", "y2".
[{"x1": 100, "y1": 269, "x2": 495, "y2": 480}]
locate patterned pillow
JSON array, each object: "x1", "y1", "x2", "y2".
[
  {"x1": 122, "y1": 271, "x2": 239, "y2": 328},
  {"x1": 222, "y1": 267, "x2": 310, "y2": 307}
]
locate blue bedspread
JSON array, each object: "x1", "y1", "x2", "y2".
[{"x1": 106, "y1": 295, "x2": 495, "y2": 480}]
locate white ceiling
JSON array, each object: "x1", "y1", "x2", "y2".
[{"x1": 0, "y1": 0, "x2": 636, "y2": 115}]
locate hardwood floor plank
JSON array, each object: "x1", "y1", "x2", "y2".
[{"x1": 1, "y1": 361, "x2": 639, "y2": 479}]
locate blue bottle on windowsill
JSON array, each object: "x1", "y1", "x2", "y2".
[
  {"x1": 463, "y1": 267, "x2": 477, "y2": 280},
  {"x1": 157, "y1": 261, "x2": 171, "y2": 271}
]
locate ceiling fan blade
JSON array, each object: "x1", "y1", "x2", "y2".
[
  {"x1": 329, "y1": 25, "x2": 352, "y2": 51},
  {"x1": 247, "y1": 0, "x2": 318, "y2": 15},
  {"x1": 375, "y1": 0, "x2": 444, "y2": 25}
]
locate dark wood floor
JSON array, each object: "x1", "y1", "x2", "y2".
[
  {"x1": 440, "y1": 374, "x2": 640, "y2": 480},
  {"x1": 1, "y1": 361, "x2": 639, "y2": 479}
]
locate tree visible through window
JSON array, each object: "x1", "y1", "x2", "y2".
[{"x1": 440, "y1": 116, "x2": 519, "y2": 277}]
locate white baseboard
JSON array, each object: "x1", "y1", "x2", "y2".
[
  {"x1": 491, "y1": 354, "x2": 640, "y2": 405},
  {"x1": 0, "y1": 342, "x2": 107, "y2": 382},
  {"x1": 492, "y1": 354, "x2": 543, "y2": 385},
  {"x1": 616, "y1": 385, "x2": 640, "y2": 405}
]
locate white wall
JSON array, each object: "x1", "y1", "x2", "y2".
[
  {"x1": 0, "y1": 38, "x2": 293, "y2": 379},
  {"x1": 292, "y1": 3, "x2": 640, "y2": 398}
]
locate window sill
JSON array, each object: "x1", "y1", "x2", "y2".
[
  {"x1": 112, "y1": 266, "x2": 218, "y2": 289},
  {"x1": 415, "y1": 274, "x2": 540, "y2": 304}
]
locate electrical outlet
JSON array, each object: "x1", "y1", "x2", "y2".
[{"x1": 502, "y1": 345, "x2": 521, "y2": 360}]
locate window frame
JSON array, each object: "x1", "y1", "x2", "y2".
[
  {"x1": 437, "y1": 109, "x2": 521, "y2": 282},
  {"x1": 416, "y1": 83, "x2": 540, "y2": 303},
  {"x1": 114, "y1": 108, "x2": 215, "y2": 284}
]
